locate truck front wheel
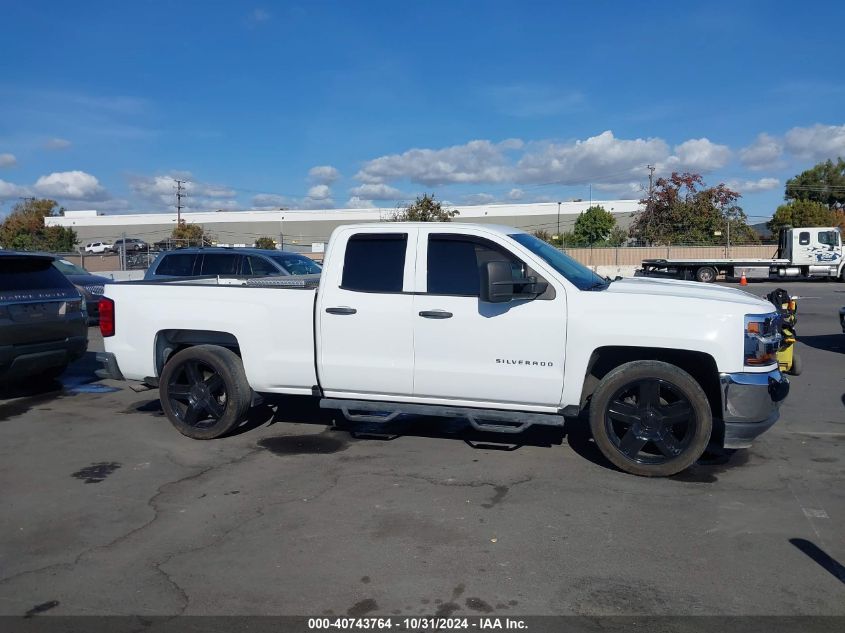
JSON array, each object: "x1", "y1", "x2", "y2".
[
  {"x1": 588, "y1": 360, "x2": 712, "y2": 477},
  {"x1": 695, "y1": 266, "x2": 717, "y2": 283},
  {"x1": 159, "y1": 345, "x2": 252, "y2": 440}
]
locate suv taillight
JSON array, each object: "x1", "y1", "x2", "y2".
[{"x1": 99, "y1": 297, "x2": 115, "y2": 337}]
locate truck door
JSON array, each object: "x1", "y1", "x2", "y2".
[
  {"x1": 411, "y1": 230, "x2": 566, "y2": 409},
  {"x1": 316, "y1": 229, "x2": 417, "y2": 397}
]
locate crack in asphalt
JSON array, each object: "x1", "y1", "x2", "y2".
[{"x1": 0, "y1": 447, "x2": 265, "y2": 601}]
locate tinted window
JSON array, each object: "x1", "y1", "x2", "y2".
[
  {"x1": 200, "y1": 254, "x2": 240, "y2": 275},
  {"x1": 245, "y1": 255, "x2": 279, "y2": 276},
  {"x1": 342, "y1": 233, "x2": 407, "y2": 292},
  {"x1": 271, "y1": 254, "x2": 322, "y2": 275},
  {"x1": 0, "y1": 257, "x2": 74, "y2": 291},
  {"x1": 818, "y1": 230, "x2": 839, "y2": 246},
  {"x1": 155, "y1": 253, "x2": 197, "y2": 276},
  {"x1": 427, "y1": 235, "x2": 522, "y2": 296},
  {"x1": 799, "y1": 231, "x2": 810, "y2": 245}
]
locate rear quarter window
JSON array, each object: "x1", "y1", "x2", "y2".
[
  {"x1": 200, "y1": 253, "x2": 240, "y2": 275},
  {"x1": 154, "y1": 253, "x2": 198, "y2": 276}
]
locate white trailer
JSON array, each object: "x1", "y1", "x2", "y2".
[{"x1": 641, "y1": 227, "x2": 844, "y2": 282}]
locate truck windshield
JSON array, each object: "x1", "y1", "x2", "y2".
[{"x1": 509, "y1": 233, "x2": 608, "y2": 290}]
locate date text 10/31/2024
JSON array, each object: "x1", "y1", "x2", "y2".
[{"x1": 307, "y1": 617, "x2": 528, "y2": 630}]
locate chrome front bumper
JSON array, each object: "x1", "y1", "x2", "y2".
[{"x1": 719, "y1": 369, "x2": 789, "y2": 449}]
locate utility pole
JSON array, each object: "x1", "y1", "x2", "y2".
[
  {"x1": 279, "y1": 212, "x2": 285, "y2": 250},
  {"x1": 174, "y1": 179, "x2": 187, "y2": 224},
  {"x1": 646, "y1": 164, "x2": 656, "y2": 244},
  {"x1": 556, "y1": 202, "x2": 561, "y2": 241}
]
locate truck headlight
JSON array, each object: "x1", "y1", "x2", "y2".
[{"x1": 744, "y1": 313, "x2": 780, "y2": 367}]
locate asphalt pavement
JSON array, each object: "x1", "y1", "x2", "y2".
[{"x1": 0, "y1": 280, "x2": 842, "y2": 618}]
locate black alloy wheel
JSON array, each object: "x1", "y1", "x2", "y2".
[
  {"x1": 166, "y1": 359, "x2": 229, "y2": 428},
  {"x1": 588, "y1": 360, "x2": 712, "y2": 476},
  {"x1": 604, "y1": 378, "x2": 696, "y2": 464},
  {"x1": 159, "y1": 345, "x2": 252, "y2": 439}
]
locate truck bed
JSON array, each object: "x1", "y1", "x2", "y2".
[{"x1": 103, "y1": 277, "x2": 319, "y2": 393}]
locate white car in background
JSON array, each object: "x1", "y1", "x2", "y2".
[{"x1": 83, "y1": 241, "x2": 112, "y2": 254}]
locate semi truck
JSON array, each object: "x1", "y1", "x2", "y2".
[
  {"x1": 96, "y1": 222, "x2": 789, "y2": 477},
  {"x1": 641, "y1": 226, "x2": 844, "y2": 283}
]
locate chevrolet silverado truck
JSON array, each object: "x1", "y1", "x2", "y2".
[{"x1": 97, "y1": 223, "x2": 789, "y2": 477}]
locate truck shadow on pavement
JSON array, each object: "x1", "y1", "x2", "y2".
[
  {"x1": 236, "y1": 395, "x2": 741, "y2": 481},
  {"x1": 798, "y1": 334, "x2": 845, "y2": 354}
]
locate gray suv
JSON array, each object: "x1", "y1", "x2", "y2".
[
  {"x1": 144, "y1": 247, "x2": 322, "y2": 280},
  {"x1": 0, "y1": 253, "x2": 88, "y2": 383}
]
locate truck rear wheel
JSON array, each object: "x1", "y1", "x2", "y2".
[
  {"x1": 588, "y1": 360, "x2": 712, "y2": 477},
  {"x1": 695, "y1": 266, "x2": 717, "y2": 283},
  {"x1": 159, "y1": 345, "x2": 252, "y2": 440}
]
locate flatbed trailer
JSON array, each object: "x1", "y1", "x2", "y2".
[
  {"x1": 640, "y1": 227, "x2": 844, "y2": 283},
  {"x1": 641, "y1": 258, "x2": 790, "y2": 283}
]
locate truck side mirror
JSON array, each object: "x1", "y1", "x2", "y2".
[{"x1": 481, "y1": 261, "x2": 514, "y2": 303}]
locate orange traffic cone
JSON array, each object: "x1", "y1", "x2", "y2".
[{"x1": 740, "y1": 272, "x2": 748, "y2": 286}]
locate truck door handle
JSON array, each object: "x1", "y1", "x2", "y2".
[
  {"x1": 419, "y1": 310, "x2": 453, "y2": 319},
  {"x1": 325, "y1": 307, "x2": 357, "y2": 315}
]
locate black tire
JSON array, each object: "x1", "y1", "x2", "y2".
[
  {"x1": 788, "y1": 351, "x2": 802, "y2": 376},
  {"x1": 695, "y1": 266, "x2": 717, "y2": 283},
  {"x1": 159, "y1": 345, "x2": 252, "y2": 440},
  {"x1": 588, "y1": 360, "x2": 712, "y2": 477}
]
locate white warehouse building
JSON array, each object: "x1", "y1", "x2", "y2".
[{"x1": 46, "y1": 200, "x2": 642, "y2": 251}]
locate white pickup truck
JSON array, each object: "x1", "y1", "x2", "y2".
[{"x1": 97, "y1": 223, "x2": 790, "y2": 477}]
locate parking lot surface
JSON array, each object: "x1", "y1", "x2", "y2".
[{"x1": 0, "y1": 281, "x2": 843, "y2": 617}]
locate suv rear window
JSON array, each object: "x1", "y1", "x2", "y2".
[
  {"x1": 0, "y1": 257, "x2": 74, "y2": 291},
  {"x1": 155, "y1": 253, "x2": 198, "y2": 276},
  {"x1": 271, "y1": 254, "x2": 322, "y2": 275},
  {"x1": 342, "y1": 234, "x2": 407, "y2": 293}
]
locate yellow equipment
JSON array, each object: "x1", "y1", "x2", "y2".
[{"x1": 766, "y1": 289, "x2": 800, "y2": 376}]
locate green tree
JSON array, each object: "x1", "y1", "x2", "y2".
[
  {"x1": 0, "y1": 198, "x2": 78, "y2": 252},
  {"x1": 767, "y1": 199, "x2": 838, "y2": 235},
  {"x1": 785, "y1": 158, "x2": 845, "y2": 207},
  {"x1": 254, "y1": 236, "x2": 277, "y2": 249},
  {"x1": 607, "y1": 225, "x2": 629, "y2": 246},
  {"x1": 171, "y1": 220, "x2": 211, "y2": 246},
  {"x1": 390, "y1": 193, "x2": 459, "y2": 222},
  {"x1": 630, "y1": 172, "x2": 758, "y2": 245},
  {"x1": 573, "y1": 205, "x2": 616, "y2": 245}
]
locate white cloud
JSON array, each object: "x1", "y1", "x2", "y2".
[
  {"x1": 726, "y1": 177, "x2": 780, "y2": 194},
  {"x1": 516, "y1": 131, "x2": 668, "y2": 185},
  {"x1": 463, "y1": 193, "x2": 496, "y2": 205},
  {"x1": 356, "y1": 139, "x2": 515, "y2": 186},
  {"x1": 45, "y1": 137, "x2": 72, "y2": 150},
  {"x1": 670, "y1": 138, "x2": 731, "y2": 172},
  {"x1": 784, "y1": 124, "x2": 845, "y2": 161},
  {"x1": 0, "y1": 179, "x2": 30, "y2": 200},
  {"x1": 301, "y1": 196, "x2": 335, "y2": 209},
  {"x1": 349, "y1": 183, "x2": 402, "y2": 200},
  {"x1": 739, "y1": 133, "x2": 783, "y2": 170},
  {"x1": 33, "y1": 170, "x2": 108, "y2": 200},
  {"x1": 307, "y1": 184, "x2": 332, "y2": 200},
  {"x1": 308, "y1": 165, "x2": 340, "y2": 184},
  {"x1": 251, "y1": 193, "x2": 290, "y2": 208},
  {"x1": 345, "y1": 196, "x2": 376, "y2": 209},
  {"x1": 129, "y1": 173, "x2": 236, "y2": 211},
  {"x1": 0, "y1": 153, "x2": 17, "y2": 168},
  {"x1": 507, "y1": 188, "x2": 524, "y2": 200},
  {"x1": 592, "y1": 182, "x2": 644, "y2": 199}
]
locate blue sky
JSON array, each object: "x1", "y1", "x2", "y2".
[{"x1": 1, "y1": 0, "x2": 844, "y2": 223}]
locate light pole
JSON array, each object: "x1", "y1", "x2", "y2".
[{"x1": 557, "y1": 201, "x2": 561, "y2": 239}]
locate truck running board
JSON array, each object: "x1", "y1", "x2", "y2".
[{"x1": 319, "y1": 399, "x2": 564, "y2": 434}]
